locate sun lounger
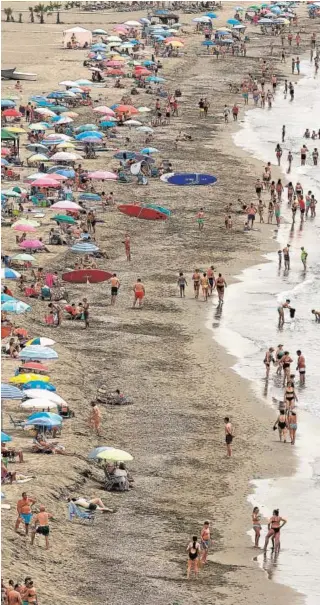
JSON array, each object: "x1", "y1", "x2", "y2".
[{"x1": 9, "y1": 414, "x2": 25, "y2": 429}]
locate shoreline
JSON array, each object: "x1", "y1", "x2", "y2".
[{"x1": 1, "y1": 4, "x2": 316, "y2": 604}]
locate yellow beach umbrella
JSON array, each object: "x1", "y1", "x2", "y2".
[
  {"x1": 166, "y1": 40, "x2": 184, "y2": 47},
  {"x1": 9, "y1": 374, "x2": 50, "y2": 384},
  {"x1": 5, "y1": 127, "x2": 26, "y2": 134},
  {"x1": 56, "y1": 142, "x2": 75, "y2": 149},
  {"x1": 28, "y1": 154, "x2": 50, "y2": 162},
  {"x1": 96, "y1": 448, "x2": 133, "y2": 462},
  {"x1": 15, "y1": 219, "x2": 40, "y2": 227}
]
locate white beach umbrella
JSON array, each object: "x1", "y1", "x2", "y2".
[
  {"x1": 50, "y1": 152, "x2": 83, "y2": 161},
  {"x1": 59, "y1": 80, "x2": 79, "y2": 87}
]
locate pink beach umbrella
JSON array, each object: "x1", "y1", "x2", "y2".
[
  {"x1": 93, "y1": 106, "x2": 116, "y2": 116},
  {"x1": 87, "y1": 171, "x2": 118, "y2": 180},
  {"x1": 30, "y1": 177, "x2": 61, "y2": 188},
  {"x1": 51, "y1": 200, "x2": 81, "y2": 210},
  {"x1": 19, "y1": 240, "x2": 44, "y2": 250},
  {"x1": 49, "y1": 173, "x2": 68, "y2": 181},
  {"x1": 13, "y1": 224, "x2": 37, "y2": 233}
]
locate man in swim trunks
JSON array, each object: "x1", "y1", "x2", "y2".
[
  {"x1": 15, "y1": 492, "x2": 36, "y2": 536},
  {"x1": 296, "y1": 350, "x2": 306, "y2": 385},
  {"x1": 30, "y1": 505, "x2": 53, "y2": 550},
  {"x1": 192, "y1": 269, "x2": 201, "y2": 300},
  {"x1": 224, "y1": 417, "x2": 233, "y2": 457},
  {"x1": 300, "y1": 247, "x2": 308, "y2": 270},
  {"x1": 110, "y1": 273, "x2": 120, "y2": 306},
  {"x1": 278, "y1": 299, "x2": 291, "y2": 328},
  {"x1": 207, "y1": 266, "x2": 215, "y2": 296},
  {"x1": 283, "y1": 244, "x2": 290, "y2": 270},
  {"x1": 200, "y1": 521, "x2": 211, "y2": 564},
  {"x1": 133, "y1": 278, "x2": 145, "y2": 307}
]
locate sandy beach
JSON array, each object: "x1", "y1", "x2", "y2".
[{"x1": 2, "y1": 2, "x2": 318, "y2": 604}]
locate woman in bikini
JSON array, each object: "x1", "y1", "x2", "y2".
[
  {"x1": 284, "y1": 381, "x2": 298, "y2": 411},
  {"x1": 192, "y1": 269, "x2": 201, "y2": 300},
  {"x1": 264, "y1": 509, "x2": 287, "y2": 553},
  {"x1": 286, "y1": 182, "x2": 294, "y2": 204},
  {"x1": 216, "y1": 274, "x2": 227, "y2": 304},
  {"x1": 264, "y1": 347, "x2": 275, "y2": 379},
  {"x1": 276, "y1": 179, "x2": 284, "y2": 201},
  {"x1": 201, "y1": 273, "x2": 209, "y2": 302},
  {"x1": 252, "y1": 506, "x2": 262, "y2": 548},
  {"x1": 274, "y1": 409, "x2": 288, "y2": 442},
  {"x1": 288, "y1": 410, "x2": 298, "y2": 445},
  {"x1": 275, "y1": 344, "x2": 284, "y2": 375},
  {"x1": 282, "y1": 351, "x2": 293, "y2": 385},
  {"x1": 186, "y1": 536, "x2": 200, "y2": 579}
]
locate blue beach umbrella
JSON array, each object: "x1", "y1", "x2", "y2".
[
  {"x1": 140, "y1": 147, "x2": 159, "y2": 154},
  {"x1": 1, "y1": 158, "x2": 9, "y2": 166},
  {"x1": 1, "y1": 268, "x2": 21, "y2": 279},
  {"x1": 24, "y1": 417, "x2": 59, "y2": 428},
  {"x1": 27, "y1": 411, "x2": 62, "y2": 423},
  {"x1": 206, "y1": 12, "x2": 218, "y2": 18},
  {"x1": 145, "y1": 76, "x2": 166, "y2": 83},
  {"x1": 75, "y1": 131, "x2": 103, "y2": 140},
  {"x1": 1, "y1": 432, "x2": 12, "y2": 443},
  {"x1": 1, "y1": 99, "x2": 16, "y2": 108},
  {"x1": 1, "y1": 301, "x2": 31, "y2": 314},
  {"x1": 113, "y1": 151, "x2": 136, "y2": 160},
  {"x1": 100, "y1": 121, "x2": 116, "y2": 129},
  {"x1": 19, "y1": 346, "x2": 58, "y2": 360},
  {"x1": 143, "y1": 60, "x2": 155, "y2": 66},
  {"x1": 75, "y1": 124, "x2": 97, "y2": 133},
  {"x1": 202, "y1": 40, "x2": 215, "y2": 46},
  {"x1": 47, "y1": 91, "x2": 67, "y2": 99},
  {"x1": 70, "y1": 242, "x2": 99, "y2": 254},
  {"x1": 22, "y1": 381, "x2": 56, "y2": 391},
  {"x1": 227, "y1": 18, "x2": 240, "y2": 24},
  {"x1": 54, "y1": 168, "x2": 75, "y2": 178},
  {"x1": 1, "y1": 383, "x2": 23, "y2": 399}
]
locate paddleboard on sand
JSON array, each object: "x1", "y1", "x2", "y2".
[
  {"x1": 62, "y1": 269, "x2": 113, "y2": 284},
  {"x1": 166, "y1": 173, "x2": 217, "y2": 186},
  {"x1": 118, "y1": 205, "x2": 167, "y2": 220}
]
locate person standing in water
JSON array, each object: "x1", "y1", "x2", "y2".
[
  {"x1": 264, "y1": 347, "x2": 275, "y2": 379},
  {"x1": 282, "y1": 125, "x2": 286, "y2": 142},
  {"x1": 207, "y1": 265, "x2": 215, "y2": 296},
  {"x1": 274, "y1": 409, "x2": 288, "y2": 442},
  {"x1": 264, "y1": 509, "x2": 287, "y2": 554},
  {"x1": 224, "y1": 417, "x2": 233, "y2": 457},
  {"x1": 216, "y1": 273, "x2": 227, "y2": 304},
  {"x1": 283, "y1": 245, "x2": 290, "y2": 270},
  {"x1": 296, "y1": 350, "x2": 306, "y2": 385},
  {"x1": 288, "y1": 410, "x2": 298, "y2": 445},
  {"x1": 200, "y1": 521, "x2": 211, "y2": 565},
  {"x1": 186, "y1": 536, "x2": 200, "y2": 579},
  {"x1": 252, "y1": 507, "x2": 262, "y2": 548},
  {"x1": 300, "y1": 247, "x2": 308, "y2": 270},
  {"x1": 287, "y1": 150, "x2": 293, "y2": 173},
  {"x1": 278, "y1": 299, "x2": 291, "y2": 328}
]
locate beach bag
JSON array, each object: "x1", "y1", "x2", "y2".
[{"x1": 289, "y1": 308, "x2": 296, "y2": 319}]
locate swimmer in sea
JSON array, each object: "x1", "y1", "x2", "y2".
[{"x1": 264, "y1": 347, "x2": 275, "y2": 379}]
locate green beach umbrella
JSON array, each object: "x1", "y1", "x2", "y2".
[{"x1": 52, "y1": 214, "x2": 76, "y2": 224}]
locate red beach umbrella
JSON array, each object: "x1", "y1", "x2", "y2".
[{"x1": 2, "y1": 109, "x2": 22, "y2": 117}]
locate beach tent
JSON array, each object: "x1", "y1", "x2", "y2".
[{"x1": 63, "y1": 27, "x2": 92, "y2": 49}]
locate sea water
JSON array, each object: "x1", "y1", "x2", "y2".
[{"x1": 212, "y1": 60, "x2": 320, "y2": 604}]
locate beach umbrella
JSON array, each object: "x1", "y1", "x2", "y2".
[
  {"x1": 49, "y1": 172, "x2": 70, "y2": 180},
  {"x1": 115, "y1": 105, "x2": 138, "y2": 115},
  {"x1": 87, "y1": 171, "x2": 118, "y2": 180},
  {"x1": 140, "y1": 147, "x2": 159, "y2": 154},
  {"x1": 193, "y1": 16, "x2": 211, "y2": 22},
  {"x1": 88, "y1": 446, "x2": 113, "y2": 459},
  {"x1": 19, "y1": 240, "x2": 45, "y2": 250},
  {"x1": 45, "y1": 133, "x2": 71, "y2": 141},
  {"x1": 26, "y1": 144, "x2": 49, "y2": 154},
  {"x1": 2, "y1": 108, "x2": 22, "y2": 118},
  {"x1": 30, "y1": 177, "x2": 61, "y2": 188},
  {"x1": 51, "y1": 201, "x2": 81, "y2": 210},
  {"x1": 51, "y1": 168, "x2": 75, "y2": 179},
  {"x1": 93, "y1": 106, "x2": 115, "y2": 116},
  {"x1": 100, "y1": 121, "x2": 117, "y2": 129},
  {"x1": 1, "y1": 99, "x2": 15, "y2": 108},
  {"x1": 25, "y1": 338, "x2": 55, "y2": 347},
  {"x1": 205, "y1": 12, "x2": 218, "y2": 17},
  {"x1": 1, "y1": 158, "x2": 9, "y2": 166},
  {"x1": 10, "y1": 373, "x2": 50, "y2": 385},
  {"x1": 124, "y1": 119, "x2": 142, "y2": 126},
  {"x1": 77, "y1": 136, "x2": 103, "y2": 144},
  {"x1": 27, "y1": 411, "x2": 62, "y2": 423},
  {"x1": 1, "y1": 301, "x2": 30, "y2": 314},
  {"x1": 59, "y1": 80, "x2": 79, "y2": 87},
  {"x1": 5, "y1": 126, "x2": 26, "y2": 134},
  {"x1": 227, "y1": 18, "x2": 240, "y2": 24},
  {"x1": 96, "y1": 448, "x2": 133, "y2": 462},
  {"x1": 52, "y1": 116, "x2": 74, "y2": 125},
  {"x1": 75, "y1": 131, "x2": 103, "y2": 140},
  {"x1": 1, "y1": 294, "x2": 16, "y2": 303},
  {"x1": 13, "y1": 224, "x2": 37, "y2": 233},
  {"x1": 137, "y1": 106, "x2": 152, "y2": 113},
  {"x1": 11, "y1": 253, "x2": 37, "y2": 263},
  {"x1": 24, "y1": 417, "x2": 60, "y2": 428},
  {"x1": 52, "y1": 214, "x2": 76, "y2": 225},
  {"x1": 14, "y1": 218, "x2": 40, "y2": 227},
  {"x1": 20, "y1": 399, "x2": 58, "y2": 410},
  {"x1": 1, "y1": 268, "x2": 21, "y2": 279},
  {"x1": 50, "y1": 152, "x2": 83, "y2": 161},
  {"x1": 20, "y1": 362, "x2": 49, "y2": 372},
  {"x1": 22, "y1": 390, "x2": 65, "y2": 404},
  {"x1": 28, "y1": 154, "x2": 50, "y2": 163},
  {"x1": 28, "y1": 123, "x2": 51, "y2": 131},
  {"x1": 61, "y1": 111, "x2": 79, "y2": 119},
  {"x1": 145, "y1": 76, "x2": 165, "y2": 83},
  {"x1": 1, "y1": 432, "x2": 12, "y2": 443},
  {"x1": 34, "y1": 108, "x2": 57, "y2": 117},
  {"x1": 41, "y1": 139, "x2": 68, "y2": 147},
  {"x1": 70, "y1": 242, "x2": 99, "y2": 254},
  {"x1": 1, "y1": 384, "x2": 23, "y2": 399},
  {"x1": 75, "y1": 124, "x2": 97, "y2": 132},
  {"x1": 202, "y1": 40, "x2": 216, "y2": 46},
  {"x1": 23, "y1": 381, "x2": 55, "y2": 391}
]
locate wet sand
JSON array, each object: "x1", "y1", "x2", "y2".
[{"x1": 1, "y1": 3, "x2": 311, "y2": 604}]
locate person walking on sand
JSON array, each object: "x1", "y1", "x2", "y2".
[
  {"x1": 30, "y1": 505, "x2": 53, "y2": 550},
  {"x1": 224, "y1": 417, "x2": 233, "y2": 457},
  {"x1": 288, "y1": 410, "x2": 298, "y2": 445},
  {"x1": 123, "y1": 233, "x2": 131, "y2": 261},
  {"x1": 216, "y1": 273, "x2": 227, "y2": 304},
  {"x1": 196, "y1": 208, "x2": 205, "y2": 231},
  {"x1": 282, "y1": 125, "x2": 286, "y2": 143},
  {"x1": 83, "y1": 297, "x2": 89, "y2": 329},
  {"x1": 264, "y1": 347, "x2": 275, "y2": 380},
  {"x1": 110, "y1": 273, "x2": 120, "y2": 306},
  {"x1": 232, "y1": 103, "x2": 239, "y2": 121},
  {"x1": 15, "y1": 492, "x2": 36, "y2": 536},
  {"x1": 223, "y1": 104, "x2": 230, "y2": 122},
  {"x1": 252, "y1": 507, "x2": 262, "y2": 548},
  {"x1": 133, "y1": 278, "x2": 145, "y2": 308},
  {"x1": 187, "y1": 536, "x2": 201, "y2": 579},
  {"x1": 264, "y1": 509, "x2": 287, "y2": 553},
  {"x1": 207, "y1": 265, "x2": 215, "y2": 296},
  {"x1": 192, "y1": 269, "x2": 201, "y2": 300},
  {"x1": 296, "y1": 350, "x2": 306, "y2": 385},
  {"x1": 201, "y1": 273, "x2": 209, "y2": 302},
  {"x1": 300, "y1": 247, "x2": 308, "y2": 271},
  {"x1": 283, "y1": 245, "x2": 290, "y2": 270},
  {"x1": 273, "y1": 409, "x2": 288, "y2": 442},
  {"x1": 177, "y1": 272, "x2": 187, "y2": 298},
  {"x1": 200, "y1": 521, "x2": 211, "y2": 565},
  {"x1": 89, "y1": 401, "x2": 102, "y2": 436}
]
